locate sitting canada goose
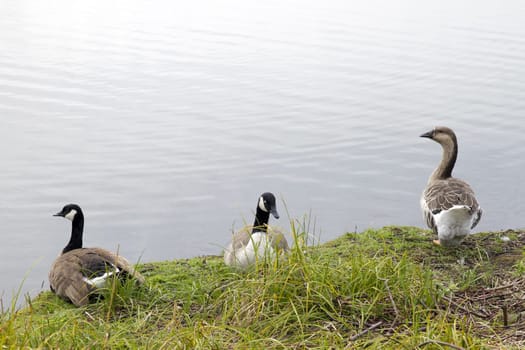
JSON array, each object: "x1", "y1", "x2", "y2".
[
  {"x1": 49, "y1": 204, "x2": 144, "y2": 307},
  {"x1": 224, "y1": 192, "x2": 289, "y2": 269},
  {"x1": 420, "y1": 127, "x2": 482, "y2": 246}
]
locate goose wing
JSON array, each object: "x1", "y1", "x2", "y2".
[
  {"x1": 49, "y1": 248, "x2": 144, "y2": 306},
  {"x1": 422, "y1": 178, "x2": 481, "y2": 229},
  {"x1": 224, "y1": 228, "x2": 251, "y2": 267},
  {"x1": 85, "y1": 248, "x2": 145, "y2": 283},
  {"x1": 226, "y1": 229, "x2": 251, "y2": 252},
  {"x1": 267, "y1": 227, "x2": 290, "y2": 251},
  {"x1": 49, "y1": 250, "x2": 96, "y2": 306}
]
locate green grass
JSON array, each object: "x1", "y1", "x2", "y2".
[{"x1": 2, "y1": 225, "x2": 525, "y2": 349}]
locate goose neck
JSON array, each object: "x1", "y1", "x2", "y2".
[
  {"x1": 62, "y1": 213, "x2": 84, "y2": 254},
  {"x1": 430, "y1": 138, "x2": 457, "y2": 181},
  {"x1": 252, "y1": 207, "x2": 270, "y2": 234}
]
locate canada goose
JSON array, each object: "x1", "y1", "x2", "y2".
[
  {"x1": 224, "y1": 192, "x2": 289, "y2": 269},
  {"x1": 49, "y1": 204, "x2": 144, "y2": 307},
  {"x1": 420, "y1": 127, "x2": 482, "y2": 246}
]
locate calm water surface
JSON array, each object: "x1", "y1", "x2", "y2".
[{"x1": 1, "y1": 0, "x2": 525, "y2": 304}]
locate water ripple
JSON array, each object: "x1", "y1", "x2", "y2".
[{"x1": 2, "y1": 0, "x2": 525, "y2": 305}]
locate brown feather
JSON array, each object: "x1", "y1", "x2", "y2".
[
  {"x1": 423, "y1": 178, "x2": 480, "y2": 214},
  {"x1": 267, "y1": 227, "x2": 290, "y2": 251},
  {"x1": 422, "y1": 177, "x2": 482, "y2": 232},
  {"x1": 49, "y1": 248, "x2": 144, "y2": 307}
]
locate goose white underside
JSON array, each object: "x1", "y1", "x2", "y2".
[
  {"x1": 224, "y1": 232, "x2": 276, "y2": 269},
  {"x1": 82, "y1": 267, "x2": 120, "y2": 289},
  {"x1": 432, "y1": 205, "x2": 475, "y2": 246}
]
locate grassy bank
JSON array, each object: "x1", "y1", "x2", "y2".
[{"x1": 2, "y1": 224, "x2": 525, "y2": 349}]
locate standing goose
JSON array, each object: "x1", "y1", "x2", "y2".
[
  {"x1": 224, "y1": 192, "x2": 289, "y2": 269},
  {"x1": 420, "y1": 127, "x2": 482, "y2": 246},
  {"x1": 49, "y1": 204, "x2": 144, "y2": 307}
]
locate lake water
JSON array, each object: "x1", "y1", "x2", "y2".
[{"x1": 1, "y1": 0, "x2": 525, "y2": 306}]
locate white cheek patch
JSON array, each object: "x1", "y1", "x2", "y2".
[
  {"x1": 65, "y1": 209, "x2": 77, "y2": 221},
  {"x1": 258, "y1": 197, "x2": 268, "y2": 212}
]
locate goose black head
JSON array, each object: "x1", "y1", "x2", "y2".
[
  {"x1": 54, "y1": 204, "x2": 83, "y2": 221},
  {"x1": 258, "y1": 192, "x2": 279, "y2": 219}
]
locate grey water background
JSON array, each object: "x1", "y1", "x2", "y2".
[{"x1": 1, "y1": 0, "x2": 524, "y2": 304}]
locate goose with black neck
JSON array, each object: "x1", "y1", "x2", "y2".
[
  {"x1": 224, "y1": 192, "x2": 289, "y2": 269},
  {"x1": 49, "y1": 204, "x2": 144, "y2": 307}
]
